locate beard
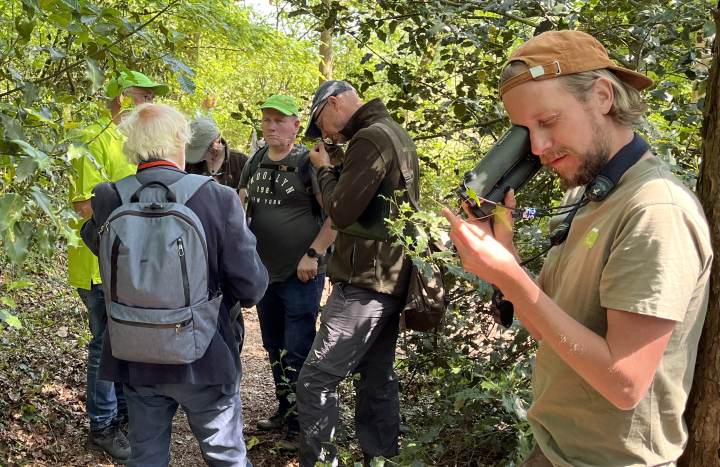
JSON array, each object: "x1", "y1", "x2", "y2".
[{"x1": 544, "y1": 117, "x2": 612, "y2": 189}]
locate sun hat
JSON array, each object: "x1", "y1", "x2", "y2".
[
  {"x1": 260, "y1": 94, "x2": 300, "y2": 117},
  {"x1": 105, "y1": 71, "x2": 169, "y2": 98}
]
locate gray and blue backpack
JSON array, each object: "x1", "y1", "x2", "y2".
[{"x1": 98, "y1": 174, "x2": 222, "y2": 364}]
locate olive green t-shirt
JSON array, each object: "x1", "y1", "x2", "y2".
[
  {"x1": 238, "y1": 145, "x2": 325, "y2": 283},
  {"x1": 531, "y1": 156, "x2": 712, "y2": 467},
  {"x1": 67, "y1": 120, "x2": 137, "y2": 290}
]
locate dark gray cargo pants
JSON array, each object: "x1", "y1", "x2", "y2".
[{"x1": 297, "y1": 283, "x2": 403, "y2": 467}]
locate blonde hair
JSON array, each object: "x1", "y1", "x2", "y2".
[
  {"x1": 118, "y1": 103, "x2": 193, "y2": 165},
  {"x1": 499, "y1": 62, "x2": 648, "y2": 126}
]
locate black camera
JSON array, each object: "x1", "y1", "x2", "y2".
[{"x1": 457, "y1": 125, "x2": 542, "y2": 220}]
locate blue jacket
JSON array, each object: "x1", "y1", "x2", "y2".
[{"x1": 81, "y1": 161, "x2": 268, "y2": 386}]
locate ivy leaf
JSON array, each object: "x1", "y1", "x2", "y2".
[
  {"x1": 0, "y1": 194, "x2": 27, "y2": 231},
  {"x1": 85, "y1": 58, "x2": 105, "y2": 94},
  {"x1": 178, "y1": 74, "x2": 196, "y2": 95},
  {"x1": 2, "y1": 221, "x2": 32, "y2": 265},
  {"x1": 0, "y1": 114, "x2": 27, "y2": 141}
]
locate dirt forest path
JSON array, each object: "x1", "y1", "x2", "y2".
[
  {"x1": 164, "y1": 307, "x2": 301, "y2": 467},
  {"x1": 0, "y1": 260, "x2": 327, "y2": 467}
]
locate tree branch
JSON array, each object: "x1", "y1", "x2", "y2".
[
  {"x1": 437, "y1": 0, "x2": 538, "y2": 27},
  {"x1": 414, "y1": 118, "x2": 504, "y2": 141},
  {"x1": 0, "y1": 0, "x2": 180, "y2": 100}
]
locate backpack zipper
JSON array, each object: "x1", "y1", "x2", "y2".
[
  {"x1": 177, "y1": 238, "x2": 190, "y2": 307},
  {"x1": 110, "y1": 315, "x2": 192, "y2": 331}
]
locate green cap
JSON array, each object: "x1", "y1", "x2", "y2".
[
  {"x1": 260, "y1": 94, "x2": 299, "y2": 117},
  {"x1": 105, "y1": 71, "x2": 170, "y2": 98}
]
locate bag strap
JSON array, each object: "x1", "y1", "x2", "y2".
[
  {"x1": 167, "y1": 174, "x2": 213, "y2": 205},
  {"x1": 113, "y1": 174, "x2": 211, "y2": 206},
  {"x1": 114, "y1": 176, "x2": 143, "y2": 205},
  {"x1": 371, "y1": 122, "x2": 420, "y2": 211},
  {"x1": 248, "y1": 145, "x2": 269, "y2": 180}
]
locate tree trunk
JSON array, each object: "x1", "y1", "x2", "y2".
[
  {"x1": 678, "y1": 5, "x2": 720, "y2": 467},
  {"x1": 319, "y1": 0, "x2": 333, "y2": 83}
]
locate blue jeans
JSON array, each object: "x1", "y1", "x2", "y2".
[
  {"x1": 123, "y1": 377, "x2": 251, "y2": 467},
  {"x1": 78, "y1": 284, "x2": 127, "y2": 431},
  {"x1": 256, "y1": 273, "x2": 325, "y2": 431}
]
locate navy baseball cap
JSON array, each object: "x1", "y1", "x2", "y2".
[{"x1": 305, "y1": 80, "x2": 356, "y2": 139}]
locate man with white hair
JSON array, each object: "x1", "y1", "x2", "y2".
[
  {"x1": 81, "y1": 103, "x2": 268, "y2": 467},
  {"x1": 68, "y1": 70, "x2": 168, "y2": 462}
]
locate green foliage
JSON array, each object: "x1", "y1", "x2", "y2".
[
  {"x1": 0, "y1": 0, "x2": 316, "y2": 327},
  {"x1": 0, "y1": 0, "x2": 713, "y2": 461}
]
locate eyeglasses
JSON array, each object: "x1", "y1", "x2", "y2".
[
  {"x1": 313, "y1": 91, "x2": 342, "y2": 132},
  {"x1": 129, "y1": 91, "x2": 155, "y2": 103}
]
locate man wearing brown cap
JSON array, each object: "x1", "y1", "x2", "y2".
[{"x1": 443, "y1": 30, "x2": 712, "y2": 467}]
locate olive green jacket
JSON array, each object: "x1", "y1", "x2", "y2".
[{"x1": 317, "y1": 98, "x2": 419, "y2": 297}]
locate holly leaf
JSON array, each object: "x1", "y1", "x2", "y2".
[
  {"x1": 2, "y1": 221, "x2": 32, "y2": 265},
  {"x1": 0, "y1": 194, "x2": 27, "y2": 231},
  {"x1": 23, "y1": 82, "x2": 40, "y2": 105},
  {"x1": 0, "y1": 114, "x2": 27, "y2": 141},
  {"x1": 0, "y1": 309, "x2": 22, "y2": 329},
  {"x1": 35, "y1": 224, "x2": 56, "y2": 257},
  {"x1": 13, "y1": 140, "x2": 51, "y2": 169},
  {"x1": 30, "y1": 186, "x2": 59, "y2": 226},
  {"x1": 85, "y1": 58, "x2": 105, "y2": 94}
]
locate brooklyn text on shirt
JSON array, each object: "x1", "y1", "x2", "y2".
[{"x1": 249, "y1": 170, "x2": 296, "y2": 195}]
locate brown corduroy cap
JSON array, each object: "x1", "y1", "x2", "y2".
[{"x1": 498, "y1": 30, "x2": 654, "y2": 98}]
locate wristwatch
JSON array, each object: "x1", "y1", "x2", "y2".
[{"x1": 307, "y1": 248, "x2": 322, "y2": 259}]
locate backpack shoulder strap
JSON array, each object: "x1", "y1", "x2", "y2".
[
  {"x1": 114, "y1": 175, "x2": 143, "y2": 205},
  {"x1": 372, "y1": 122, "x2": 420, "y2": 211},
  {"x1": 298, "y1": 152, "x2": 315, "y2": 195},
  {"x1": 248, "y1": 146, "x2": 269, "y2": 180},
  {"x1": 168, "y1": 174, "x2": 213, "y2": 205}
]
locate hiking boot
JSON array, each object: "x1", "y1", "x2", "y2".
[
  {"x1": 113, "y1": 412, "x2": 129, "y2": 435},
  {"x1": 85, "y1": 421, "x2": 131, "y2": 464},
  {"x1": 277, "y1": 427, "x2": 300, "y2": 451},
  {"x1": 256, "y1": 409, "x2": 285, "y2": 431}
]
